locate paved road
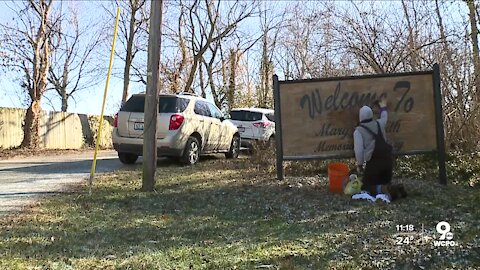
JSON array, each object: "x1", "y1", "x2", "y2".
[{"x1": 0, "y1": 150, "x2": 132, "y2": 218}]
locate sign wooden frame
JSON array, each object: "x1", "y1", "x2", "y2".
[{"x1": 273, "y1": 64, "x2": 447, "y2": 184}]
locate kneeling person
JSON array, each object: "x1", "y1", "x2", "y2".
[{"x1": 353, "y1": 98, "x2": 406, "y2": 202}]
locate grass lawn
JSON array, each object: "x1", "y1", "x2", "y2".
[{"x1": 0, "y1": 155, "x2": 478, "y2": 269}]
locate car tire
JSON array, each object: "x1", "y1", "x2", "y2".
[
  {"x1": 181, "y1": 136, "x2": 200, "y2": 165},
  {"x1": 226, "y1": 135, "x2": 240, "y2": 159},
  {"x1": 118, "y1": 152, "x2": 138, "y2": 164}
]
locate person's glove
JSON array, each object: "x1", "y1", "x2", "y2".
[{"x1": 378, "y1": 97, "x2": 387, "y2": 108}]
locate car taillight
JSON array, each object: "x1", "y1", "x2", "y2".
[
  {"x1": 114, "y1": 113, "x2": 118, "y2": 128},
  {"x1": 253, "y1": 121, "x2": 271, "y2": 128},
  {"x1": 169, "y1": 114, "x2": 184, "y2": 130}
]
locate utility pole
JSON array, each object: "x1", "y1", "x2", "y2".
[{"x1": 142, "y1": 0, "x2": 163, "y2": 191}]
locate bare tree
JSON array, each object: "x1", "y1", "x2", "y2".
[
  {"x1": 162, "y1": 5, "x2": 190, "y2": 94},
  {"x1": 227, "y1": 48, "x2": 239, "y2": 110},
  {"x1": 274, "y1": 2, "x2": 349, "y2": 82},
  {"x1": 433, "y1": 0, "x2": 472, "y2": 149},
  {"x1": 202, "y1": 39, "x2": 222, "y2": 106},
  {"x1": 401, "y1": 0, "x2": 420, "y2": 71},
  {"x1": 102, "y1": 0, "x2": 149, "y2": 104},
  {"x1": 332, "y1": 1, "x2": 439, "y2": 74},
  {"x1": 48, "y1": 4, "x2": 103, "y2": 112},
  {"x1": 199, "y1": 32, "x2": 259, "y2": 111},
  {"x1": 257, "y1": 2, "x2": 285, "y2": 108},
  {"x1": 181, "y1": 0, "x2": 257, "y2": 93},
  {"x1": 0, "y1": 0, "x2": 60, "y2": 148}
]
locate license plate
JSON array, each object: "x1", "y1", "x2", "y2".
[
  {"x1": 134, "y1": 122, "x2": 144, "y2": 130},
  {"x1": 238, "y1": 127, "x2": 245, "y2": 132}
]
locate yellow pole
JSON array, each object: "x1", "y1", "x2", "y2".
[{"x1": 89, "y1": 7, "x2": 121, "y2": 195}]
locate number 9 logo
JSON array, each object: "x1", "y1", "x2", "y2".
[{"x1": 436, "y1": 221, "x2": 453, "y2": 240}]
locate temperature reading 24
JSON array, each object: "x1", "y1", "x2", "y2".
[{"x1": 396, "y1": 236, "x2": 414, "y2": 245}]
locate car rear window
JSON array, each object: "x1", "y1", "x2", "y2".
[
  {"x1": 266, "y1": 113, "x2": 275, "y2": 122},
  {"x1": 120, "y1": 95, "x2": 145, "y2": 112},
  {"x1": 230, "y1": 110, "x2": 262, "y2": 121},
  {"x1": 120, "y1": 95, "x2": 189, "y2": 113}
]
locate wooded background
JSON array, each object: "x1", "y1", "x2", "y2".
[{"x1": 0, "y1": 0, "x2": 479, "y2": 152}]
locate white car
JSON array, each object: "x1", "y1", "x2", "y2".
[
  {"x1": 228, "y1": 108, "x2": 275, "y2": 148},
  {"x1": 112, "y1": 92, "x2": 240, "y2": 165}
]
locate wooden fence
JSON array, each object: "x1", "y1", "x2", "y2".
[{"x1": 0, "y1": 107, "x2": 113, "y2": 149}]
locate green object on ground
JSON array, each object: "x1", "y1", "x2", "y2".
[{"x1": 344, "y1": 175, "x2": 362, "y2": 195}]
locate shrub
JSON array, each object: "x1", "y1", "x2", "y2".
[
  {"x1": 248, "y1": 146, "x2": 479, "y2": 188},
  {"x1": 87, "y1": 115, "x2": 113, "y2": 149},
  {"x1": 394, "y1": 152, "x2": 479, "y2": 187},
  {"x1": 247, "y1": 143, "x2": 354, "y2": 177}
]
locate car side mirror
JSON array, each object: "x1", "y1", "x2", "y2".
[{"x1": 219, "y1": 116, "x2": 225, "y2": 121}]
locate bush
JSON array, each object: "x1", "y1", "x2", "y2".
[
  {"x1": 247, "y1": 143, "x2": 354, "y2": 177},
  {"x1": 394, "y1": 152, "x2": 479, "y2": 187},
  {"x1": 87, "y1": 115, "x2": 113, "y2": 149},
  {"x1": 445, "y1": 152, "x2": 480, "y2": 187},
  {"x1": 393, "y1": 153, "x2": 438, "y2": 181},
  {"x1": 248, "y1": 145, "x2": 479, "y2": 188},
  {"x1": 245, "y1": 142, "x2": 276, "y2": 174}
]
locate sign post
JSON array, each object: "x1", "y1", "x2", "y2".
[
  {"x1": 273, "y1": 75, "x2": 284, "y2": 180},
  {"x1": 433, "y1": 64, "x2": 447, "y2": 185}
]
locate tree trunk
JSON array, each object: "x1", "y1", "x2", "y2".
[
  {"x1": 205, "y1": 59, "x2": 221, "y2": 108},
  {"x1": 22, "y1": 0, "x2": 51, "y2": 149},
  {"x1": 61, "y1": 91, "x2": 68, "y2": 112},
  {"x1": 402, "y1": 0, "x2": 418, "y2": 71},
  {"x1": 468, "y1": 0, "x2": 480, "y2": 101},
  {"x1": 258, "y1": 33, "x2": 268, "y2": 107},
  {"x1": 184, "y1": 55, "x2": 200, "y2": 93},
  {"x1": 122, "y1": 1, "x2": 138, "y2": 105},
  {"x1": 436, "y1": 0, "x2": 467, "y2": 148},
  {"x1": 228, "y1": 49, "x2": 237, "y2": 111},
  {"x1": 122, "y1": 56, "x2": 132, "y2": 104},
  {"x1": 174, "y1": 15, "x2": 187, "y2": 93},
  {"x1": 199, "y1": 59, "x2": 206, "y2": 98},
  {"x1": 21, "y1": 99, "x2": 42, "y2": 149}
]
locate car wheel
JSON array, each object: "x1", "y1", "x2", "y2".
[
  {"x1": 118, "y1": 152, "x2": 138, "y2": 164},
  {"x1": 226, "y1": 135, "x2": 240, "y2": 159},
  {"x1": 181, "y1": 136, "x2": 200, "y2": 165}
]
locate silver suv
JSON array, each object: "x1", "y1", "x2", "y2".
[
  {"x1": 112, "y1": 93, "x2": 240, "y2": 165},
  {"x1": 228, "y1": 108, "x2": 275, "y2": 148}
]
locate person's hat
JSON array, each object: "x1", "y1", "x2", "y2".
[{"x1": 359, "y1": 106, "x2": 373, "y2": 122}]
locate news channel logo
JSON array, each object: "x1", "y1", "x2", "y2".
[{"x1": 434, "y1": 221, "x2": 458, "y2": 247}]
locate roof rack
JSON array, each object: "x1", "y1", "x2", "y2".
[{"x1": 176, "y1": 91, "x2": 200, "y2": 97}]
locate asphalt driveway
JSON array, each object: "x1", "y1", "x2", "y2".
[{"x1": 0, "y1": 150, "x2": 130, "y2": 218}]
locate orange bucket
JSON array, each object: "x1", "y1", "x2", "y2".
[{"x1": 328, "y1": 162, "x2": 349, "y2": 193}]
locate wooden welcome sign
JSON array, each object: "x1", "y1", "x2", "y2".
[{"x1": 273, "y1": 64, "x2": 447, "y2": 184}]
